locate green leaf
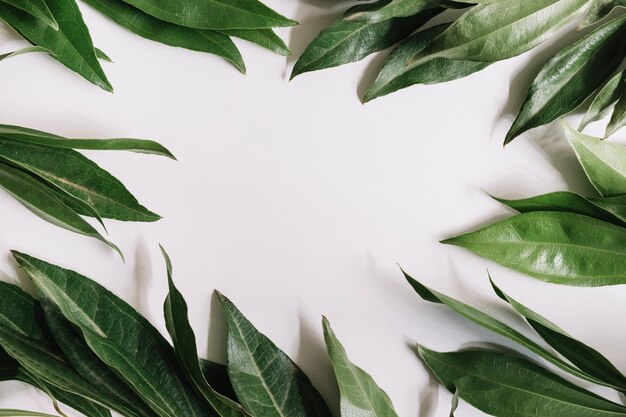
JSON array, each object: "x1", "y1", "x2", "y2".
[
  {"x1": 291, "y1": 2, "x2": 441, "y2": 78},
  {"x1": 364, "y1": 24, "x2": 490, "y2": 102},
  {"x1": 0, "y1": 162, "x2": 120, "y2": 255},
  {"x1": 442, "y1": 211, "x2": 626, "y2": 286},
  {"x1": 0, "y1": 282, "x2": 125, "y2": 416},
  {"x1": 419, "y1": 347, "x2": 626, "y2": 417},
  {"x1": 322, "y1": 317, "x2": 399, "y2": 417},
  {"x1": 217, "y1": 292, "x2": 332, "y2": 417},
  {"x1": 221, "y1": 29, "x2": 290, "y2": 56},
  {"x1": 505, "y1": 14, "x2": 626, "y2": 144},
  {"x1": 0, "y1": 0, "x2": 111, "y2": 91},
  {"x1": 0, "y1": 0, "x2": 57, "y2": 28},
  {"x1": 580, "y1": 70, "x2": 626, "y2": 130},
  {"x1": 492, "y1": 191, "x2": 626, "y2": 227},
  {"x1": 582, "y1": 0, "x2": 626, "y2": 27},
  {"x1": 566, "y1": 123, "x2": 626, "y2": 197},
  {"x1": 411, "y1": 0, "x2": 590, "y2": 64},
  {"x1": 117, "y1": 0, "x2": 296, "y2": 30},
  {"x1": 402, "y1": 271, "x2": 610, "y2": 386},
  {"x1": 489, "y1": 278, "x2": 626, "y2": 392},
  {"x1": 82, "y1": 0, "x2": 246, "y2": 73},
  {"x1": 605, "y1": 81, "x2": 626, "y2": 137},
  {"x1": 41, "y1": 302, "x2": 157, "y2": 417},
  {"x1": 0, "y1": 46, "x2": 112, "y2": 62},
  {"x1": 13, "y1": 251, "x2": 210, "y2": 417},
  {"x1": 0, "y1": 124, "x2": 174, "y2": 158},
  {"x1": 0, "y1": 410, "x2": 58, "y2": 417},
  {"x1": 0, "y1": 138, "x2": 161, "y2": 222},
  {"x1": 200, "y1": 359, "x2": 239, "y2": 402},
  {"x1": 161, "y1": 247, "x2": 249, "y2": 417}
]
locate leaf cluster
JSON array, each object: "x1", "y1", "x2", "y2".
[
  {"x1": 0, "y1": 0, "x2": 295, "y2": 89},
  {"x1": 0, "y1": 124, "x2": 173, "y2": 257},
  {"x1": 0, "y1": 248, "x2": 400, "y2": 417},
  {"x1": 293, "y1": 0, "x2": 626, "y2": 144}
]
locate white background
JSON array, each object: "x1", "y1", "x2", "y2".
[{"x1": 1, "y1": 2, "x2": 625, "y2": 416}]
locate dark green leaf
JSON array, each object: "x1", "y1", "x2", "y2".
[
  {"x1": 419, "y1": 347, "x2": 626, "y2": 417},
  {"x1": 411, "y1": 0, "x2": 590, "y2": 64},
  {"x1": 217, "y1": 292, "x2": 332, "y2": 417},
  {"x1": 221, "y1": 29, "x2": 290, "y2": 56},
  {"x1": 492, "y1": 191, "x2": 626, "y2": 227},
  {"x1": 0, "y1": 0, "x2": 56, "y2": 28},
  {"x1": 580, "y1": 70, "x2": 626, "y2": 130},
  {"x1": 505, "y1": 14, "x2": 626, "y2": 144},
  {"x1": 403, "y1": 271, "x2": 608, "y2": 386},
  {"x1": 0, "y1": 124, "x2": 174, "y2": 158},
  {"x1": 0, "y1": 138, "x2": 160, "y2": 222},
  {"x1": 161, "y1": 247, "x2": 248, "y2": 417},
  {"x1": 0, "y1": 162, "x2": 119, "y2": 255},
  {"x1": 489, "y1": 278, "x2": 626, "y2": 392},
  {"x1": 13, "y1": 252, "x2": 210, "y2": 417},
  {"x1": 442, "y1": 211, "x2": 626, "y2": 286},
  {"x1": 0, "y1": 0, "x2": 111, "y2": 91},
  {"x1": 364, "y1": 24, "x2": 490, "y2": 102},
  {"x1": 117, "y1": 0, "x2": 296, "y2": 30},
  {"x1": 200, "y1": 360, "x2": 239, "y2": 402},
  {"x1": 82, "y1": 0, "x2": 246, "y2": 73},
  {"x1": 291, "y1": 2, "x2": 441, "y2": 78},
  {"x1": 566, "y1": 124, "x2": 626, "y2": 197},
  {"x1": 41, "y1": 302, "x2": 157, "y2": 417},
  {"x1": 322, "y1": 317, "x2": 399, "y2": 417}
]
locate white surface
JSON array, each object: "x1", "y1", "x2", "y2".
[{"x1": 1, "y1": 2, "x2": 626, "y2": 416}]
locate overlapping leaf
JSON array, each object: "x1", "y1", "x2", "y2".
[
  {"x1": 505, "y1": 14, "x2": 626, "y2": 144},
  {"x1": 218, "y1": 292, "x2": 332, "y2": 417},
  {"x1": 580, "y1": 70, "x2": 626, "y2": 130}
]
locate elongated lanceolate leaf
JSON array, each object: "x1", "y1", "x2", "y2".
[
  {"x1": 322, "y1": 317, "x2": 399, "y2": 417},
  {"x1": 582, "y1": 0, "x2": 626, "y2": 27},
  {"x1": 443, "y1": 211, "x2": 626, "y2": 286},
  {"x1": 13, "y1": 252, "x2": 210, "y2": 417},
  {"x1": 82, "y1": 0, "x2": 246, "y2": 73},
  {"x1": 41, "y1": 302, "x2": 157, "y2": 417},
  {"x1": 364, "y1": 24, "x2": 489, "y2": 102},
  {"x1": 580, "y1": 70, "x2": 626, "y2": 130},
  {"x1": 217, "y1": 292, "x2": 332, "y2": 417},
  {"x1": 0, "y1": 410, "x2": 58, "y2": 417},
  {"x1": 505, "y1": 14, "x2": 626, "y2": 144},
  {"x1": 161, "y1": 247, "x2": 248, "y2": 417},
  {"x1": 0, "y1": 124, "x2": 174, "y2": 158},
  {"x1": 0, "y1": 0, "x2": 56, "y2": 28},
  {"x1": 221, "y1": 29, "x2": 290, "y2": 56},
  {"x1": 0, "y1": 162, "x2": 120, "y2": 255},
  {"x1": 489, "y1": 279, "x2": 626, "y2": 391},
  {"x1": 119, "y1": 0, "x2": 296, "y2": 30},
  {"x1": 566, "y1": 124, "x2": 626, "y2": 197},
  {"x1": 291, "y1": 2, "x2": 441, "y2": 79},
  {"x1": 402, "y1": 271, "x2": 610, "y2": 386},
  {"x1": 492, "y1": 191, "x2": 626, "y2": 227},
  {"x1": 0, "y1": 139, "x2": 160, "y2": 222},
  {"x1": 606, "y1": 81, "x2": 626, "y2": 137},
  {"x1": 0, "y1": 282, "x2": 126, "y2": 416},
  {"x1": 419, "y1": 347, "x2": 626, "y2": 417},
  {"x1": 0, "y1": 0, "x2": 111, "y2": 91},
  {"x1": 411, "y1": 0, "x2": 590, "y2": 65}
]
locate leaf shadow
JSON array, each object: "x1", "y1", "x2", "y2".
[
  {"x1": 287, "y1": 0, "x2": 345, "y2": 69},
  {"x1": 205, "y1": 291, "x2": 228, "y2": 364},
  {"x1": 296, "y1": 309, "x2": 339, "y2": 416},
  {"x1": 408, "y1": 343, "x2": 440, "y2": 417},
  {"x1": 131, "y1": 238, "x2": 153, "y2": 317}
]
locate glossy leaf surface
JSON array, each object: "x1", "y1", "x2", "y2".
[
  {"x1": 0, "y1": 0, "x2": 56, "y2": 27},
  {"x1": 323, "y1": 317, "x2": 399, "y2": 417},
  {"x1": 583, "y1": 0, "x2": 626, "y2": 27},
  {"x1": 161, "y1": 248, "x2": 248, "y2": 417},
  {"x1": 567, "y1": 124, "x2": 626, "y2": 197},
  {"x1": 218, "y1": 292, "x2": 332, "y2": 417},
  {"x1": 419, "y1": 347, "x2": 626, "y2": 417},
  {"x1": 443, "y1": 211, "x2": 626, "y2": 286},
  {"x1": 505, "y1": 14, "x2": 626, "y2": 144},
  {"x1": 0, "y1": 0, "x2": 111, "y2": 91},
  {"x1": 13, "y1": 252, "x2": 209, "y2": 417},
  {"x1": 221, "y1": 29, "x2": 290, "y2": 56}
]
